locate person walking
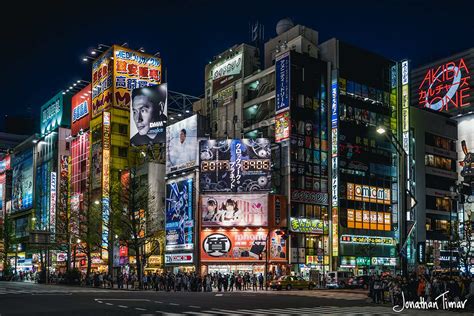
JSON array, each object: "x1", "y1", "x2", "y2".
[
  {"x1": 251, "y1": 274, "x2": 258, "y2": 291},
  {"x1": 258, "y1": 273, "x2": 264, "y2": 291}
]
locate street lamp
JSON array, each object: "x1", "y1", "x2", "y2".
[
  {"x1": 73, "y1": 239, "x2": 81, "y2": 269},
  {"x1": 376, "y1": 125, "x2": 409, "y2": 276}
]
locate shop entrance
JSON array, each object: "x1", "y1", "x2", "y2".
[{"x1": 205, "y1": 264, "x2": 264, "y2": 276}]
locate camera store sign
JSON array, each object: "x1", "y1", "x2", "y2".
[
  {"x1": 346, "y1": 182, "x2": 391, "y2": 205},
  {"x1": 289, "y1": 217, "x2": 328, "y2": 234},
  {"x1": 340, "y1": 235, "x2": 395, "y2": 245}
]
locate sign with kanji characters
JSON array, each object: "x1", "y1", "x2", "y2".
[
  {"x1": 211, "y1": 51, "x2": 242, "y2": 92},
  {"x1": 113, "y1": 46, "x2": 162, "y2": 111},
  {"x1": 199, "y1": 139, "x2": 271, "y2": 192},
  {"x1": 92, "y1": 48, "x2": 113, "y2": 117},
  {"x1": 200, "y1": 230, "x2": 267, "y2": 262},
  {"x1": 340, "y1": 234, "x2": 395, "y2": 245}
]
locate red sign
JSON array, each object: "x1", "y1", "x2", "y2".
[
  {"x1": 71, "y1": 84, "x2": 92, "y2": 136},
  {"x1": 119, "y1": 245, "x2": 128, "y2": 257},
  {"x1": 418, "y1": 58, "x2": 471, "y2": 112}
]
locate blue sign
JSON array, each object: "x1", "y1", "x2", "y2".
[
  {"x1": 331, "y1": 77, "x2": 338, "y2": 129},
  {"x1": 275, "y1": 52, "x2": 290, "y2": 114},
  {"x1": 165, "y1": 178, "x2": 194, "y2": 252},
  {"x1": 72, "y1": 101, "x2": 89, "y2": 122},
  {"x1": 40, "y1": 92, "x2": 70, "y2": 136}
]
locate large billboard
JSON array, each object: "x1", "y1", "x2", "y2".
[
  {"x1": 199, "y1": 138, "x2": 271, "y2": 192},
  {"x1": 346, "y1": 182, "x2": 391, "y2": 205},
  {"x1": 211, "y1": 51, "x2": 242, "y2": 92},
  {"x1": 166, "y1": 115, "x2": 198, "y2": 174},
  {"x1": 130, "y1": 84, "x2": 167, "y2": 146},
  {"x1": 12, "y1": 149, "x2": 34, "y2": 212},
  {"x1": 165, "y1": 177, "x2": 194, "y2": 251},
  {"x1": 71, "y1": 84, "x2": 92, "y2": 136},
  {"x1": 201, "y1": 194, "x2": 268, "y2": 227},
  {"x1": 113, "y1": 46, "x2": 162, "y2": 110},
  {"x1": 200, "y1": 229, "x2": 267, "y2": 262}
]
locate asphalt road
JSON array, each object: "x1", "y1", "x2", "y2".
[{"x1": 0, "y1": 281, "x2": 471, "y2": 315}]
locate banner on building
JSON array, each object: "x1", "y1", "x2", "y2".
[
  {"x1": 201, "y1": 194, "x2": 268, "y2": 227},
  {"x1": 130, "y1": 84, "x2": 167, "y2": 146}
]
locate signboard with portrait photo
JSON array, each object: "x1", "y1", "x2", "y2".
[
  {"x1": 200, "y1": 230, "x2": 267, "y2": 262},
  {"x1": 166, "y1": 115, "x2": 199, "y2": 174},
  {"x1": 201, "y1": 194, "x2": 268, "y2": 227},
  {"x1": 130, "y1": 84, "x2": 167, "y2": 146},
  {"x1": 165, "y1": 177, "x2": 194, "y2": 251},
  {"x1": 199, "y1": 138, "x2": 272, "y2": 192}
]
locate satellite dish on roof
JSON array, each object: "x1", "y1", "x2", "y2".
[{"x1": 276, "y1": 18, "x2": 294, "y2": 35}]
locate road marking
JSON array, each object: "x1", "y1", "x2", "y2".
[
  {"x1": 154, "y1": 301, "x2": 163, "y2": 303},
  {"x1": 188, "y1": 305, "x2": 200, "y2": 309},
  {"x1": 169, "y1": 302, "x2": 179, "y2": 306},
  {"x1": 118, "y1": 305, "x2": 128, "y2": 308},
  {"x1": 135, "y1": 307, "x2": 147, "y2": 311},
  {"x1": 95, "y1": 298, "x2": 150, "y2": 301},
  {"x1": 97, "y1": 301, "x2": 103, "y2": 304},
  {"x1": 215, "y1": 294, "x2": 223, "y2": 296},
  {"x1": 105, "y1": 303, "x2": 113, "y2": 306}
]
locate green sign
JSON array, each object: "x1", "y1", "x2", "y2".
[
  {"x1": 289, "y1": 217, "x2": 328, "y2": 234},
  {"x1": 356, "y1": 257, "x2": 371, "y2": 266},
  {"x1": 40, "y1": 92, "x2": 71, "y2": 136}
]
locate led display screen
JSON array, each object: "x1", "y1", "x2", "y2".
[{"x1": 199, "y1": 138, "x2": 271, "y2": 192}]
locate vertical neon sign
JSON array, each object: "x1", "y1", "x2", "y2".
[
  {"x1": 50, "y1": 172, "x2": 57, "y2": 238},
  {"x1": 330, "y1": 69, "x2": 339, "y2": 258},
  {"x1": 102, "y1": 112, "x2": 111, "y2": 259}
]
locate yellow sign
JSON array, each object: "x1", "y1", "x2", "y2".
[
  {"x1": 147, "y1": 255, "x2": 162, "y2": 266},
  {"x1": 113, "y1": 46, "x2": 162, "y2": 111},
  {"x1": 92, "y1": 48, "x2": 114, "y2": 118},
  {"x1": 347, "y1": 209, "x2": 391, "y2": 231},
  {"x1": 332, "y1": 207, "x2": 338, "y2": 256}
]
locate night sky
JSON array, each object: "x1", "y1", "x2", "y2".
[{"x1": 1, "y1": 0, "x2": 473, "y2": 131}]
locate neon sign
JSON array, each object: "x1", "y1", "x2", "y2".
[{"x1": 418, "y1": 58, "x2": 470, "y2": 112}]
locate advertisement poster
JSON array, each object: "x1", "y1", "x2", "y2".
[
  {"x1": 0, "y1": 174, "x2": 4, "y2": 220},
  {"x1": 91, "y1": 142, "x2": 102, "y2": 190},
  {"x1": 113, "y1": 46, "x2": 162, "y2": 110},
  {"x1": 166, "y1": 115, "x2": 198, "y2": 174},
  {"x1": 269, "y1": 229, "x2": 287, "y2": 262},
  {"x1": 268, "y1": 195, "x2": 287, "y2": 228},
  {"x1": 201, "y1": 230, "x2": 267, "y2": 262},
  {"x1": 199, "y1": 138, "x2": 271, "y2": 192},
  {"x1": 275, "y1": 52, "x2": 290, "y2": 114},
  {"x1": 50, "y1": 172, "x2": 57, "y2": 235},
  {"x1": 57, "y1": 156, "x2": 69, "y2": 240},
  {"x1": 130, "y1": 84, "x2": 167, "y2": 146},
  {"x1": 201, "y1": 194, "x2": 268, "y2": 227},
  {"x1": 12, "y1": 149, "x2": 34, "y2": 212},
  {"x1": 165, "y1": 177, "x2": 194, "y2": 251},
  {"x1": 275, "y1": 111, "x2": 290, "y2": 142},
  {"x1": 71, "y1": 84, "x2": 92, "y2": 136}
]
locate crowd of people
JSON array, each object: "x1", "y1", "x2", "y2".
[
  {"x1": 368, "y1": 273, "x2": 474, "y2": 308},
  {"x1": 83, "y1": 271, "x2": 271, "y2": 292}
]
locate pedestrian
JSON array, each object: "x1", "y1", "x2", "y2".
[
  {"x1": 258, "y1": 273, "x2": 264, "y2": 290},
  {"x1": 252, "y1": 274, "x2": 257, "y2": 291},
  {"x1": 229, "y1": 273, "x2": 235, "y2": 292}
]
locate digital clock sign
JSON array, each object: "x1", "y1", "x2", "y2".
[{"x1": 199, "y1": 138, "x2": 272, "y2": 192}]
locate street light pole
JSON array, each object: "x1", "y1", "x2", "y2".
[{"x1": 377, "y1": 126, "x2": 408, "y2": 277}]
